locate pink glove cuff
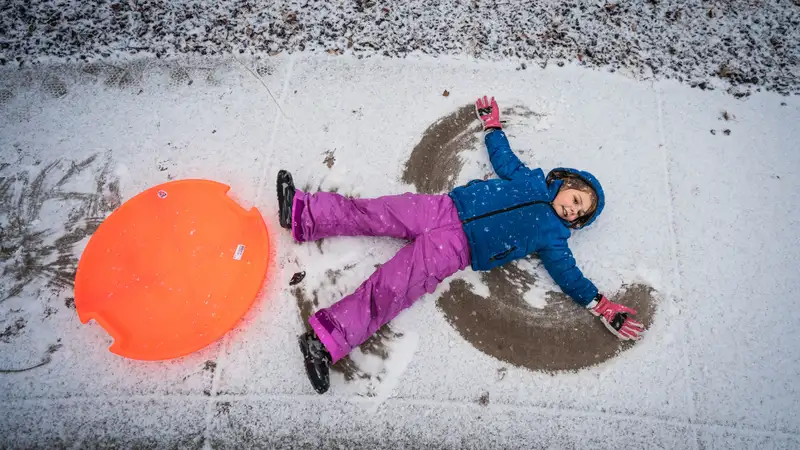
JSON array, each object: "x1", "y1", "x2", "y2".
[{"x1": 589, "y1": 295, "x2": 644, "y2": 341}]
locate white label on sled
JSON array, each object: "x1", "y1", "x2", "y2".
[{"x1": 233, "y1": 244, "x2": 245, "y2": 260}]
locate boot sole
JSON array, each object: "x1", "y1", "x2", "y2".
[
  {"x1": 276, "y1": 170, "x2": 294, "y2": 230},
  {"x1": 298, "y1": 335, "x2": 330, "y2": 394}
]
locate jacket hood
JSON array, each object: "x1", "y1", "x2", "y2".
[{"x1": 546, "y1": 168, "x2": 605, "y2": 229}]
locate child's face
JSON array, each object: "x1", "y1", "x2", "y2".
[{"x1": 552, "y1": 188, "x2": 593, "y2": 223}]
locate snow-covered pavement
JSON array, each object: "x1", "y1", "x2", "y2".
[
  {"x1": 3, "y1": 0, "x2": 800, "y2": 97},
  {"x1": 1, "y1": 55, "x2": 799, "y2": 448}
]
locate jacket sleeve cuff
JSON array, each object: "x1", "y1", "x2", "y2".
[{"x1": 585, "y1": 293, "x2": 603, "y2": 309}]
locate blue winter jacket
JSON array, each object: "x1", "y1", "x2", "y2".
[{"x1": 448, "y1": 130, "x2": 606, "y2": 306}]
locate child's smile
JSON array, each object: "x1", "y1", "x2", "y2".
[{"x1": 552, "y1": 188, "x2": 594, "y2": 223}]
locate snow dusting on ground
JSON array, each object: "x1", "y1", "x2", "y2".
[{"x1": 1, "y1": 0, "x2": 799, "y2": 96}]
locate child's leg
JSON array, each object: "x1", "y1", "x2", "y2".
[
  {"x1": 307, "y1": 222, "x2": 470, "y2": 363},
  {"x1": 291, "y1": 190, "x2": 457, "y2": 242}
]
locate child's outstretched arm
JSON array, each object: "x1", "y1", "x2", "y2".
[
  {"x1": 475, "y1": 96, "x2": 533, "y2": 180},
  {"x1": 538, "y1": 243, "x2": 644, "y2": 341},
  {"x1": 537, "y1": 243, "x2": 598, "y2": 306}
]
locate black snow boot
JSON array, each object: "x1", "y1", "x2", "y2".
[
  {"x1": 276, "y1": 170, "x2": 295, "y2": 229},
  {"x1": 298, "y1": 330, "x2": 332, "y2": 394}
]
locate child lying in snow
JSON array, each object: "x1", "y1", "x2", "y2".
[{"x1": 277, "y1": 96, "x2": 644, "y2": 394}]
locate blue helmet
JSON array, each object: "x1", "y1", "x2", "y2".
[{"x1": 546, "y1": 168, "x2": 605, "y2": 229}]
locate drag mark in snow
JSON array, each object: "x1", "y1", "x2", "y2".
[
  {"x1": 0, "y1": 152, "x2": 120, "y2": 365},
  {"x1": 402, "y1": 103, "x2": 543, "y2": 193},
  {"x1": 438, "y1": 270, "x2": 655, "y2": 371},
  {"x1": 291, "y1": 269, "x2": 403, "y2": 390},
  {"x1": 402, "y1": 104, "x2": 481, "y2": 194},
  {"x1": 0, "y1": 341, "x2": 62, "y2": 373},
  {"x1": 0, "y1": 152, "x2": 121, "y2": 302}
]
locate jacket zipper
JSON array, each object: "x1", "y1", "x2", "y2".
[{"x1": 461, "y1": 200, "x2": 550, "y2": 224}]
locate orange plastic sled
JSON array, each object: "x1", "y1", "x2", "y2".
[{"x1": 74, "y1": 179, "x2": 270, "y2": 360}]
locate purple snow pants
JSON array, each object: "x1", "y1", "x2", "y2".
[{"x1": 291, "y1": 190, "x2": 471, "y2": 363}]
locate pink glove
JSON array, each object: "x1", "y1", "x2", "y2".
[
  {"x1": 589, "y1": 296, "x2": 644, "y2": 341},
  {"x1": 475, "y1": 96, "x2": 502, "y2": 130}
]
